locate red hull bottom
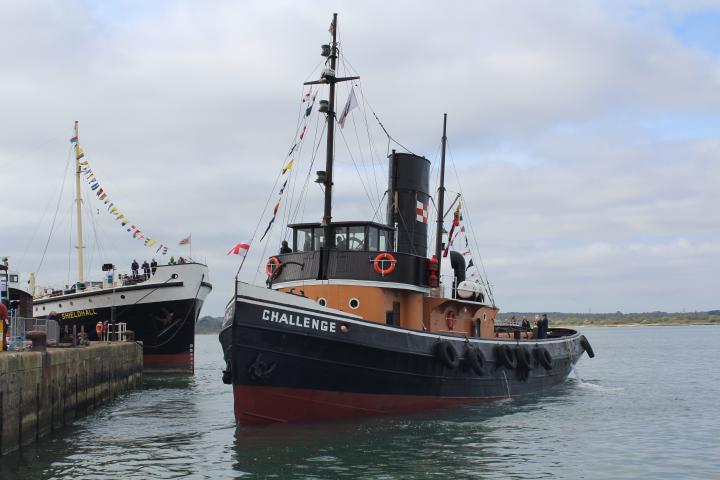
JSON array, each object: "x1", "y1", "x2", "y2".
[
  {"x1": 144, "y1": 353, "x2": 194, "y2": 374},
  {"x1": 233, "y1": 385, "x2": 505, "y2": 425}
]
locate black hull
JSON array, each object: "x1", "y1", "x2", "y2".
[
  {"x1": 55, "y1": 298, "x2": 203, "y2": 373},
  {"x1": 221, "y1": 290, "x2": 587, "y2": 424}
]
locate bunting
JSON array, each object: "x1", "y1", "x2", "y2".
[
  {"x1": 256, "y1": 87, "x2": 317, "y2": 245},
  {"x1": 72, "y1": 124, "x2": 170, "y2": 254}
]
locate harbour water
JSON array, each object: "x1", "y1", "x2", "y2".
[{"x1": 2, "y1": 325, "x2": 718, "y2": 479}]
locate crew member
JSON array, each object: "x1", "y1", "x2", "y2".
[
  {"x1": 142, "y1": 260, "x2": 151, "y2": 279},
  {"x1": 150, "y1": 259, "x2": 158, "y2": 275},
  {"x1": 95, "y1": 320, "x2": 104, "y2": 341},
  {"x1": 169, "y1": 256, "x2": 177, "y2": 265},
  {"x1": 279, "y1": 240, "x2": 292, "y2": 254}
]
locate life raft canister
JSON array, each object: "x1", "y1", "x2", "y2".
[
  {"x1": 372, "y1": 252, "x2": 397, "y2": 276},
  {"x1": 446, "y1": 310, "x2": 457, "y2": 330},
  {"x1": 265, "y1": 256, "x2": 281, "y2": 277},
  {"x1": 95, "y1": 321, "x2": 103, "y2": 336},
  {"x1": 435, "y1": 340, "x2": 460, "y2": 369}
]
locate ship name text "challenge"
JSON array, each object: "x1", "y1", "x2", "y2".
[{"x1": 261, "y1": 309, "x2": 337, "y2": 333}]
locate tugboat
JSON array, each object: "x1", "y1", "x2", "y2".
[
  {"x1": 220, "y1": 14, "x2": 594, "y2": 424},
  {"x1": 31, "y1": 122, "x2": 212, "y2": 373}
]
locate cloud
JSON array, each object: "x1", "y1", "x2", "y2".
[{"x1": 2, "y1": 0, "x2": 718, "y2": 315}]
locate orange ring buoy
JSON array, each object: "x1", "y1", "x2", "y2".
[
  {"x1": 266, "y1": 256, "x2": 281, "y2": 277},
  {"x1": 372, "y1": 252, "x2": 397, "y2": 276}
]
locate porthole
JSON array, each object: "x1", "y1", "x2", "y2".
[
  {"x1": 348, "y1": 298, "x2": 360, "y2": 310},
  {"x1": 317, "y1": 297, "x2": 327, "y2": 307},
  {"x1": 88, "y1": 298, "x2": 92, "y2": 303},
  {"x1": 483, "y1": 312, "x2": 487, "y2": 320},
  {"x1": 58, "y1": 304, "x2": 62, "y2": 308},
  {"x1": 70, "y1": 301, "x2": 73, "y2": 306},
  {"x1": 43, "y1": 306, "x2": 46, "y2": 311},
  {"x1": 120, "y1": 294, "x2": 126, "y2": 299}
]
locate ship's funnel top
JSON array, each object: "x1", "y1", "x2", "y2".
[{"x1": 387, "y1": 152, "x2": 430, "y2": 257}]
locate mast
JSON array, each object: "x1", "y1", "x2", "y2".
[
  {"x1": 303, "y1": 13, "x2": 358, "y2": 278},
  {"x1": 74, "y1": 121, "x2": 85, "y2": 284},
  {"x1": 434, "y1": 114, "x2": 448, "y2": 278},
  {"x1": 322, "y1": 13, "x2": 338, "y2": 249}
]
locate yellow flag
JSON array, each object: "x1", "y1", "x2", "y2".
[{"x1": 282, "y1": 159, "x2": 294, "y2": 174}]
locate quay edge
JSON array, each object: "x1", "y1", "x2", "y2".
[{"x1": 0, "y1": 341, "x2": 143, "y2": 455}]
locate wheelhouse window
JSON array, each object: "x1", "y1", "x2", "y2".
[
  {"x1": 295, "y1": 228, "x2": 313, "y2": 252},
  {"x1": 348, "y1": 226, "x2": 365, "y2": 251},
  {"x1": 367, "y1": 226, "x2": 379, "y2": 251},
  {"x1": 334, "y1": 226, "x2": 348, "y2": 250},
  {"x1": 379, "y1": 229, "x2": 390, "y2": 251},
  {"x1": 312, "y1": 227, "x2": 325, "y2": 251}
]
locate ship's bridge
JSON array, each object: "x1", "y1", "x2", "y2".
[{"x1": 270, "y1": 221, "x2": 430, "y2": 291}]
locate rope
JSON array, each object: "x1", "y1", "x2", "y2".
[{"x1": 36, "y1": 145, "x2": 74, "y2": 276}]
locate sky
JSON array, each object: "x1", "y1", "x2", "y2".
[{"x1": 1, "y1": 0, "x2": 718, "y2": 316}]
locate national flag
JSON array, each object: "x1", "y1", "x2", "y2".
[
  {"x1": 179, "y1": 235, "x2": 191, "y2": 246},
  {"x1": 416, "y1": 200, "x2": 429, "y2": 224},
  {"x1": 227, "y1": 242, "x2": 250, "y2": 256},
  {"x1": 338, "y1": 88, "x2": 358, "y2": 128}
]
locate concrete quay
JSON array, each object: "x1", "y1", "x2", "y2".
[{"x1": 0, "y1": 341, "x2": 143, "y2": 455}]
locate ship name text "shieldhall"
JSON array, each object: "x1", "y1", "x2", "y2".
[{"x1": 261, "y1": 309, "x2": 337, "y2": 333}]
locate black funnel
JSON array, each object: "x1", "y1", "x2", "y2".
[{"x1": 387, "y1": 152, "x2": 430, "y2": 256}]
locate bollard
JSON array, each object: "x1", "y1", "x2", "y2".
[{"x1": 26, "y1": 330, "x2": 47, "y2": 352}]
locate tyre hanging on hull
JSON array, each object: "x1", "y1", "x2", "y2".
[
  {"x1": 534, "y1": 347, "x2": 553, "y2": 371},
  {"x1": 435, "y1": 340, "x2": 460, "y2": 369},
  {"x1": 580, "y1": 335, "x2": 595, "y2": 358},
  {"x1": 515, "y1": 347, "x2": 532, "y2": 370},
  {"x1": 495, "y1": 344, "x2": 517, "y2": 369},
  {"x1": 465, "y1": 346, "x2": 485, "y2": 376}
]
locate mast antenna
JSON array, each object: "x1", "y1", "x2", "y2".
[{"x1": 434, "y1": 114, "x2": 448, "y2": 280}]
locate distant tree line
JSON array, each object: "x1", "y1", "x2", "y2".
[{"x1": 497, "y1": 310, "x2": 720, "y2": 327}]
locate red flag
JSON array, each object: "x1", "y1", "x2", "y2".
[
  {"x1": 179, "y1": 235, "x2": 191, "y2": 245},
  {"x1": 227, "y1": 243, "x2": 250, "y2": 256}
]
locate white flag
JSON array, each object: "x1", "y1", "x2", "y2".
[{"x1": 338, "y1": 88, "x2": 358, "y2": 128}]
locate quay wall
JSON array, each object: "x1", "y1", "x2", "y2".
[{"x1": 0, "y1": 342, "x2": 143, "y2": 455}]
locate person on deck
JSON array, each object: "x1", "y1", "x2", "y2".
[
  {"x1": 178, "y1": 257, "x2": 186, "y2": 264},
  {"x1": 521, "y1": 317, "x2": 531, "y2": 332},
  {"x1": 169, "y1": 256, "x2": 176, "y2": 265},
  {"x1": 537, "y1": 313, "x2": 549, "y2": 339},
  {"x1": 142, "y1": 260, "x2": 150, "y2": 279},
  {"x1": 0, "y1": 303, "x2": 8, "y2": 351},
  {"x1": 131, "y1": 260, "x2": 139, "y2": 278},
  {"x1": 279, "y1": 240, "x2": 292, "y2": 254},
  {"x1": 150, "y1": 259, "x2": 158, "y2": 275}
]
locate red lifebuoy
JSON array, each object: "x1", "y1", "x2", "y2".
[
  {"x1": 446, "y1": 310, "x2": 457, "y2": 330},
  {"x1": 372, "y1": 253, "x2": 397, "y2": 276},
  {"x1": 266, "y1": 256, "x2": 281, "y2": 277}
]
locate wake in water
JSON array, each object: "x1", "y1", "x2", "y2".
[{"x1": 570, "y1": 366, "x2": 624, "y2": 392}]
